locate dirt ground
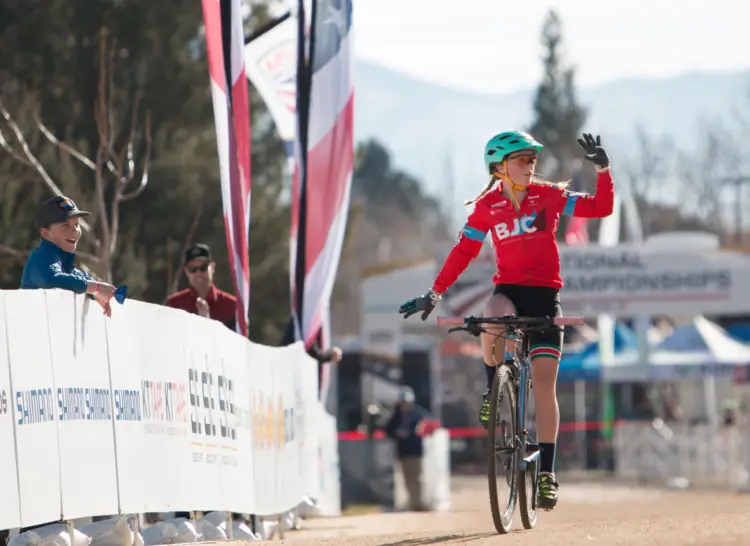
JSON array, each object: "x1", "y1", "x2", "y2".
[{"x1": 276, "y1": 476, "x2": 750, "y2": 545}]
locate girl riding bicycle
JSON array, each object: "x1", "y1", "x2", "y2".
[{"x1": 398, "y1": 131, "x2": 614, "y2": 510}]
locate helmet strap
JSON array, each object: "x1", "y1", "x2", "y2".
[{"x1": 496, "y1": 160, "x2": 527, "y2": 209}]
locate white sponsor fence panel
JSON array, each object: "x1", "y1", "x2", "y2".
[
  {"x1": 105, "y1": 299, "x2": 149, "y2": 515},
  {"x1": 298, "y1": 352, "x2": 320, "y2": 502},
  {"x1": 123, "y1": 301, "x2": 191, "y2": 513},
  {"x1": 315, "y1": 405, "x2": 341, "y2": 516},
  {"x1": 275, "y1": 348, "x2": 303, "y2": 514},
  {"x1": 0, "y1": 293, "x2": 22, "y2": 531},
  {"x1": 184, "y1": 311, "x2": 224, "y2": 512},
  {"x1": 45, "y1": 290, "x2": 120, "y2": 520},
  {"x1": 5, "y1": 290, "x2": 62, "y2": 527},
  {"x1": 248, "y1": 343, "x2": 269, "y2": 516},
  {"x1": 217, "y1": 324, "x2": 256, "y2": 514},
  {"x1": 0, "y1": 288, "x2": 341, "y2": 530}
]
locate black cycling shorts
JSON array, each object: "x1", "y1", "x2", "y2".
[{"x1": 492, "y1": 283, "x2": 563, "y2": 359}]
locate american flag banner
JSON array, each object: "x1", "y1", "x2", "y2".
[
  {"x1": 201, "y1": 0, "x2": 252, "y2": 337},
  {"x1": 291, "y1": 0, "x2": 354, "y2": 349}
]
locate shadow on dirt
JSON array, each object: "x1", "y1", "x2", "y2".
[{"x1": 377, "y1": 531, "x2": 499, "y2": 545}]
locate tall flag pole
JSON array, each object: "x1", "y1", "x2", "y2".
[
  {"x1": 201, "y1": 0, "x2": 252, "y2": 336},
  {"x1": 291, "y1": 0, "x2": 354, "y2": 353},
  {"x1": 291, "y1": 0, "x2": 311, "y2": 344}
]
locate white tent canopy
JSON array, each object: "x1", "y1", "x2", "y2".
[{"x1": 595, "y1": 316, "x2": 750, "y2": 382}]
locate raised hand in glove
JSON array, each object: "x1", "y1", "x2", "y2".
[
  {"x1": 577, "y1": 133, "x2": 609, "y2": 170},
  {"x1": 398, "y1": 289, "x2": 441, "y2": 321}
]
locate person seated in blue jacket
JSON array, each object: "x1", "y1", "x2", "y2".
[{"x1": 20, "y1": 195, "x2": 117, "y2": 316}]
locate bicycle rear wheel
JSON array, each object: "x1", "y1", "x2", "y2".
[
  {"x1": 487, "y1": 364, "x2": 517, "y2": 534},
  {"x1": 518, "y1": 379, "x2": 540, "y2": 529}
]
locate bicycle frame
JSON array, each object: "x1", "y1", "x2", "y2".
[{"x1": 502, "y1": 331, "x2": 537, "y2": 473}]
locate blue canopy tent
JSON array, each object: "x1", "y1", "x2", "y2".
[
  {"x1": 559, "y1": 322, "x2": 639, "y2": 383},
  {"x1": 727, "y1": 323, "x2": 750, "y2": 343}
]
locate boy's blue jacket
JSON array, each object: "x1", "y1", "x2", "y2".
[{"x1": 20, "y1": 240, "x2": 92, "y2": 293}]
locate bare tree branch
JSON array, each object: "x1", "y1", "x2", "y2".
[
  {"x1": 92, "y1": 30, "x2": 113, "y2": 273},
  {"x1": 0, "y1": 96, "x2": 93, "y2": 234},
  {"x1": 75, "y1": 251, "x2": 102, "y2": 264},
  {"x1": 107, "y1": 34, "x2": 117, "y2": 155},
  {"x1": 0, "y1": 244, "x2": 30, "y2": 258},
  {"x1": 0, "y1": 127, "x2": 33, "y2": 167},
  {"x1": 121, "y1": 90, "x2": 143, "y2": 189},
  {"x1": 119, "y1": 110, "x2": 151, "y2": 201},
  {"x1": 35, "y1": 118, "x2": 97, "y2": 170}
]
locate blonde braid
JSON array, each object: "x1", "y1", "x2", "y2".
[{"x1": 464, "y1": 176, "x2": 498, "y2": 206}]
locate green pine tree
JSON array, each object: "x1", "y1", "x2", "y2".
[{"x1": 528, "y1": 10, "x2": 587, "y2": 180}]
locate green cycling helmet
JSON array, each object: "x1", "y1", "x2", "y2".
[{"x1": 484, "y1": 131, "x2": 543, "y2": 173}]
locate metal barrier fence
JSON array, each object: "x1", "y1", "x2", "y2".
[{"x1": 614, "y1": 420, "x2": 750, "y2": 488}]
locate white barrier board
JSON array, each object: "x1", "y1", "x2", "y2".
[
  {"x1": 46, "y1": 291, "x2": 119, "y2": 519},
  {"x1": 249, "y1": 344, "x2": 278, "y2": 516},
  {"x1": 126, "y1": 302, "x2": 191, "y2": 513},
  {"x1": 5, "y1": 290, "x2": 62, "y2": 527},
  {"x1": 298, "y1": 354, "x2": 320, "y2": 502},
  {"x1": 215, "y1": 323, "x2": 255, "y2": 514},
  {"x1": 316, "y1": 405, "x2": 342, "y2": 517},
  {"x1": 0, "y1": 293, "x2": 22, "y2": 530},
  {"x1": 104, "y1": 300, "x2": 148, "y2": 515},
  {"x1": 0, "y1": 289, "x2": 340, "y2": 530},
  {"x1": 184, "y1": 312, "x2": 223, "y2": 512},
  {"x1": 275, "y1": 349, "x2": 302, "y2": 515}
]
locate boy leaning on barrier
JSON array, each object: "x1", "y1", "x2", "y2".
[{"x1": 20, "y1": 195, "x2": 117, "y2": 316}]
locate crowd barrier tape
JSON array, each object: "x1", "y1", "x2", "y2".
[{"x1": 0, "y1": 289, "x2": 333, "y2": 531}]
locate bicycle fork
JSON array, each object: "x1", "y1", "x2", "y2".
[{"x1": 517, "y1": 360, "x2": 539, "y2": 472}]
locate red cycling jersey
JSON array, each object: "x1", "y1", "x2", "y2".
[{"x1": 432, "y1": 169, "x2": 614, "y2": 294}]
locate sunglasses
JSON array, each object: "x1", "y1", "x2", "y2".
[
  {"x1": 508, "y1": 154, "x2": 538, "y2": 165},
  {"x1": 187, "y1": 263, "x2": 210, "y2": 274}
]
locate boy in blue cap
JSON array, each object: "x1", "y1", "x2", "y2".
[{"x1": 20, "y1": 195, "x2": 116, "y2": 316}]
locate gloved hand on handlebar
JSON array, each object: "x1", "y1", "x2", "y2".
[{"x1": 398, "y1": 289, "x2": 441, "y2": 321}]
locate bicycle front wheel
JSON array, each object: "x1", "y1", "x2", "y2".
[
  {"x1": 518, "y1": 379, "x2": 540, "y2": 529},
  {"x1": 487, "y1": 364, "x2": 518, "y2": 534}
]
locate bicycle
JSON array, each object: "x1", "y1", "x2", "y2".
[{"x1": 437, "y1": 314, "x2": 584, "y2": 534}]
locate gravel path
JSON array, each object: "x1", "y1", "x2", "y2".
[{"x1": 278, "y1": 476, "x2": 750, "y2": 545}]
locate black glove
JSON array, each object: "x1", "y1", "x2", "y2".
[
  {"x1": 398, "y1": 289, "x2": 441, "y2": 321},
  {"x1": 577, "y1": 133, "x2": 609, "y2": 169}
]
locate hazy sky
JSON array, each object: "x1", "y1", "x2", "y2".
[{"x1": 354, "y1": 0, "x2": 750, "y2": 94}]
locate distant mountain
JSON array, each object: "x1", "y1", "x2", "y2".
[{"x1": 353, "y1": 60, "x2": 750, "y2": 209}]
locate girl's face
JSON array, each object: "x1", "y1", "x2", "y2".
[{"x1": 495, "y1": 151, "x2": 537, "y2": 187}]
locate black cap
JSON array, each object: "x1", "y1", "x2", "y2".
[
  {"x1": 35, "y1": 196, "x2": 90, "y2": 229},
  {"x1": 184, "y1": 243, "x2": 212, "y2": 264}
]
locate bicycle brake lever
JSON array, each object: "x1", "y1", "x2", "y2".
[{"x1": 448, "y1": 326, "x2": 465, "y2": 334}]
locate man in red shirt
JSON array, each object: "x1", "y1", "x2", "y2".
[{"x1": 167, "y1": 244, "x2": 237, "y2": 331}]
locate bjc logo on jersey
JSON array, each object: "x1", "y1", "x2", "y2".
[{"x1": 494, "y1": 212, "x2": 537, "y2": 241}]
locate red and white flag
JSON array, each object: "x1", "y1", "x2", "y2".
[
  {"x1": 564, "y1": 171, "x2": 589, "y2": 246},
  {"x1": 201, "y1": 0, "x2": 252, "y2": 336},
  {"x1": 564, "y1": 216, "x2": 589, "y2": 245},
  {"x1": 291, "y1": 0, "x2": 354, "y2": 350}
]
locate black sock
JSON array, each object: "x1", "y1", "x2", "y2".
[
  {"x1": 539, "y1": 442, "x2": 556, "y2": 474},
  {"x1": 484, "y1": 363, "x2": 495, "y2": 390}
]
